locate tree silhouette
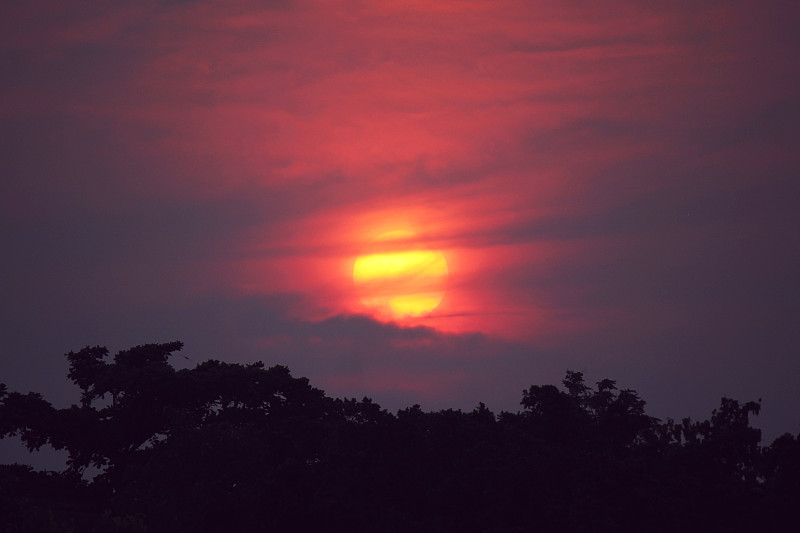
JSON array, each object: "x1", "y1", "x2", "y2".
[{"x1": 2, "y1": 341, "x2": 799, "y2": 533}]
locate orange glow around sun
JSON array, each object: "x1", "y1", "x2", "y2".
[{"x1": 353, "y1": 231, "x2": 448, "y2": 318}]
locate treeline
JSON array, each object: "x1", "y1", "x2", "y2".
[{"x1": 1, "y1": 342, "x2": 799, "y2": 532}]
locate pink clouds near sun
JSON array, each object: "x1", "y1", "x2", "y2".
[{"x1": 5, "y1": 0, "x2": 794, "y2": 344}]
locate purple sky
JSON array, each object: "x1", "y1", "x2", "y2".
[{"x1": 2, "y1": 0, "x2": 799, "y2": 467}]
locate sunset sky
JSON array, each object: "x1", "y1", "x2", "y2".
[{"x1": 2, "y1": 0, "x2": 799, "y2": 465}]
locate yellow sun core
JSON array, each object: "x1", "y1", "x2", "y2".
[{"x1": 353, "y1": 231, "x2": 448, "y2": 318}]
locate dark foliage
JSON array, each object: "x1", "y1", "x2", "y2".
[{"x1": 2, "y1": 342, "x2": 799, "y2": 532}]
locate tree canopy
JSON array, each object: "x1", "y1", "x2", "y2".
[{"x1": 2, "y1": 342, "x2": 799, "y2": 532}]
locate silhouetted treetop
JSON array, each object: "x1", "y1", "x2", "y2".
[{"x1": 2, "y1": 341, "x2": 799, "y2": 533}]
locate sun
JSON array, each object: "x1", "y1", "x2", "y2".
[{"x1": 353, "y1": 231, "x2": 448, "y2": 318}]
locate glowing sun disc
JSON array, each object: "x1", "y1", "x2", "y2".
[{"x1": 353, "y1": 232, "x2": 448, "y2": 317}]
